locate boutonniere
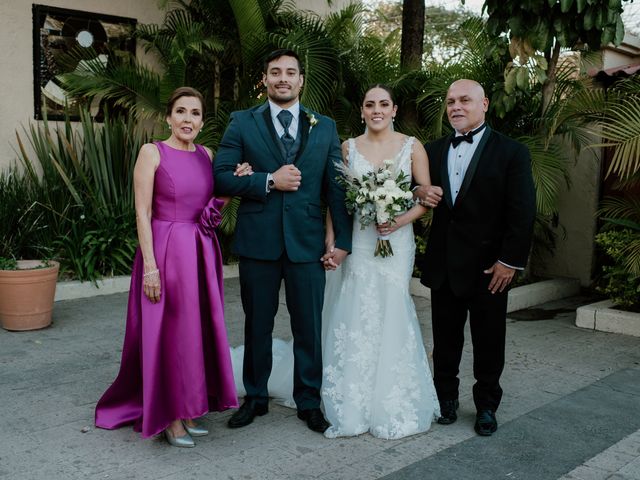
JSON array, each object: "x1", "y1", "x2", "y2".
[{"x1": 307, "y1": 112, "x2": 319, "y2": 132}]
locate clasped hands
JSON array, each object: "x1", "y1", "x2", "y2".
[
  {"x1": 218, "y1": 162, "x2": 254, "y2": 207},
  {"x1": 233, "y1": 163, "x2": 301, "y2": 191},
  {"x1": 321, "y1": 244, "x2": 348, "y2": 271},
  {"x1": 413, "y1": 185, "x2": 444, "y2": 209}
]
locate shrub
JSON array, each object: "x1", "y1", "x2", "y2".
[
  {"x1": 2, "y1": 108, "x2": 148, "y2": 281},
  {"x1": 594, "y1": 229, "x2": 640, "y2": 312}
]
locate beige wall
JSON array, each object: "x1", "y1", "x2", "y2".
[
  {"x1": 534, "y1": 143, "x2": 603, "y2": 286},
  {"x1": 294, "y1": 0, "x2": 350, "y2": 15},
  {"x1": 602, "y1": 32, "x2": 640, "y2": 69},
  {"x1": 0, "y1": 1, "x2": 350, "y2": 171},
  {"x1": 536, "y1": 34, "x2": 640, "y2": 286},
  {"x1": 0, "y1": 0, "x2": 164, "y2": 171}
]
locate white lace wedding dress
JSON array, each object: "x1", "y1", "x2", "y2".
[
  {"x1": 230, "y1": 136, "x2": 439, "y2": 439},
  {"x1": 320, "y1": 137, "x2": 439, "y2": 439}
]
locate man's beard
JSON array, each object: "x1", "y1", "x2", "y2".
[{"x1": 269, "y1": 87, "x2": 298, "y2": 105}]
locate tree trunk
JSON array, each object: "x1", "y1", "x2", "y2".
[
  {"x1": 400, "y1": 0, "x2": 425, "y2": 70},
  {"x1": 541, "y1": 42, "x2": 561, "y2": 116},
  {"x1": 399, "y1": 0, "x2": 425, "y2": 131}
]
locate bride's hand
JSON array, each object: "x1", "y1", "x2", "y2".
[
  {"x1": 376, "y1": 219, "x2": 403, "y2": 236},
  {"x1": 324, "y1": 235, "x2": 335, "y2": 253}
]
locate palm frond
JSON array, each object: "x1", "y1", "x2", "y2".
[
  {"x1": 598, "y1": 195, "x2": 640, "y2": 224},
  {"x1": 59, "y1": 51, "x2": 162, "y2": 121},
  {"x1": 593, "y1": 96, "x2": 640, "y2": 180},
  {"x1": 227, "y1": 0, "x2": 268, "y2": 67},
  {"x1": 518, "y1": 135, "x2": 569, "y2": 216}
]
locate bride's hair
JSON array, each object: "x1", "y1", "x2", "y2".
[{"x1": 363, "y1": 83, "x2": 396, "y2": 105}]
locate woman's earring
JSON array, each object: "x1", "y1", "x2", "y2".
[{"x1": 361, "y1": 118, "x2": 364, "y2": 124}]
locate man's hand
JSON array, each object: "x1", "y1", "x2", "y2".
[
  {"x1": 484, "y1": 262, "x2": 515, "y2": 294},
  {"x1": 414, "y1": 185, "x2": 443, "y2": 208},
  {"x1": 272, "y1": 165, "x2": 302, "y2": 191},
  {"x1": 320, "y1": 247, "x2": 348, "y2": 270}
]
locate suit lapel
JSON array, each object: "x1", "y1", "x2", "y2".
[
  {"x1": 252, "y1": 102, "x2": 286, "y2": 162},
  {"x1": 295, "y1": 107, "x2": 310, "y2": 164},
  {"x1": 455, "y1": 126, "x2": 492, "y2": 206},
  {"x1": 441, "y1": 136, "x2": 455, "y2": 209}
]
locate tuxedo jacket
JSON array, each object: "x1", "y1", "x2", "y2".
[
  {"x1": 420, "y1": 126, "x2": 536, "y2": 297},
  {"x1": 213, "y1": 102, "x2": 352, "y2": 263}
]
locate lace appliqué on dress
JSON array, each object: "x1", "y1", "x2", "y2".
[{"x1": 321, "y1": 136, "x2": 440, "y2": 440}]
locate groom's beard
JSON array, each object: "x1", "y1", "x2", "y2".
[{"x1": 269, "y1": 85, "x2": 300, "y2": 106}]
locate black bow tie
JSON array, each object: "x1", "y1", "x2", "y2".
[{"x1": 451, "y1": 124, "x2": 486, "y2": 148}]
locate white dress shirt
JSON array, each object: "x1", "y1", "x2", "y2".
[{"x1": 447, "y1": 127, "x2": 487, "y2": 204}]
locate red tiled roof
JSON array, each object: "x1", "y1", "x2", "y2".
[{"x1": 589, "y1": 63, "x2": 640, "y2": 77}]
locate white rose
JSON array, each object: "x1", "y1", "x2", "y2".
[
  {"x1": 383, "y1": 179, "x2": 396, "y2": 190},
  {"x1": 377, "y1": 211, "x2": 390, "y2": 224},
  {"x1": 404, "y1": 191, "x2": 414, "y2": 200}
]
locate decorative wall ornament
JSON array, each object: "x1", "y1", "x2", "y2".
[{"x1": 32, "y1": 4, "x2": 136, "y2": 120}]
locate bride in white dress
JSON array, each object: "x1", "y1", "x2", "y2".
[
  {"x1": 231, "y1": 85, "x2": 439, "y2": 439},
  {"x1": 320, "y1": 85, "x2": 439, "y2": 439}
]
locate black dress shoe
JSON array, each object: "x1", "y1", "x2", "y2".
[
  {"x1": 474, "y1": 409, "x2": 497, "y2": 436},
  {"x1": 437, "y1": 399, "x2": 459, "y2": 425},
  {"x1": 297, "y1": 408, "x2": 330, "y2": 433},
  {"x1": 227, "y1": 400, "x2": 268, "y2": 428}
]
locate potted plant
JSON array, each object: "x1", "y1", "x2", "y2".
[{"x1": 0, "y1": 257, "x2": 60, "y2": 331}]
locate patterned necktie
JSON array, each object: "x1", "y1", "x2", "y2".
[
  {"x1": 277, "y1": 110, "x2": 295, "y2": 152},
  {"x1": 451, "y1": 124, "x2": 486, "y2": 148}
]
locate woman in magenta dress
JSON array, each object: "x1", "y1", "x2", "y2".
[{"x1": 95, "y1": 87, "x2": 245, "y2": 447}]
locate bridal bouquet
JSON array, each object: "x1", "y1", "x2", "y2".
[{"x1": 336, "y1": 159, "x2": 414, "y2": 257}]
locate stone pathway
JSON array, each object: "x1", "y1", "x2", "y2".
[{"x1": 0, "y1": 280, "x2": 639, "y2": 479}]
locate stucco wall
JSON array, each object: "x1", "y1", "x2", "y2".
[
  {"x1": 534, "y1": 143, "x2": 603, "y2": 287},
  {"x1": 0, "y1": 0, "x2": 164, "y2": 171},
  {"x1": 295, "y1": 0, "x2": 349, "y2": 15},
  {"x1": 0, "y1": 1, "x2": 350, "y2": 172}
]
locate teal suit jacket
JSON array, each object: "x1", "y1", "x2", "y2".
[{"x1": 214, "y1": 102, "x2": 352, "y2": 263}]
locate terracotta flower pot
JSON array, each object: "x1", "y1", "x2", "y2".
[{"x1": 0, "y1": 260, "x2": 59, "y2": 331}]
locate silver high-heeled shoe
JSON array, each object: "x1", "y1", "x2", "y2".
[
  {"x1": 183, "y1": 420, "x2": 209, "y2": 437},
  {"x1": 165, "y1": 428, "x2": 195, "y2": 448}
]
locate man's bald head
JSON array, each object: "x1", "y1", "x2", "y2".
[{"x1": 446, "y1": 79, "x2": 489, "y2": 134}]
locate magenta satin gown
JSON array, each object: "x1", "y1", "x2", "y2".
[{"x1": 95, "y1": 141, "x2": 238, "y2": 438}]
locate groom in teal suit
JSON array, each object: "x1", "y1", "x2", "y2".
[{"x1": 214, "y1": 49, "x2": 352, "y2": 433}]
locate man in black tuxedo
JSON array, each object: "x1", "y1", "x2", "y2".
[{"x1": 416, "y1": 79, "x2": 535, "y2": 436}]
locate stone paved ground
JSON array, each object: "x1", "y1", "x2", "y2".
[{"x1": 1, "y1": 279, "x2": 639, "y2": 480}]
